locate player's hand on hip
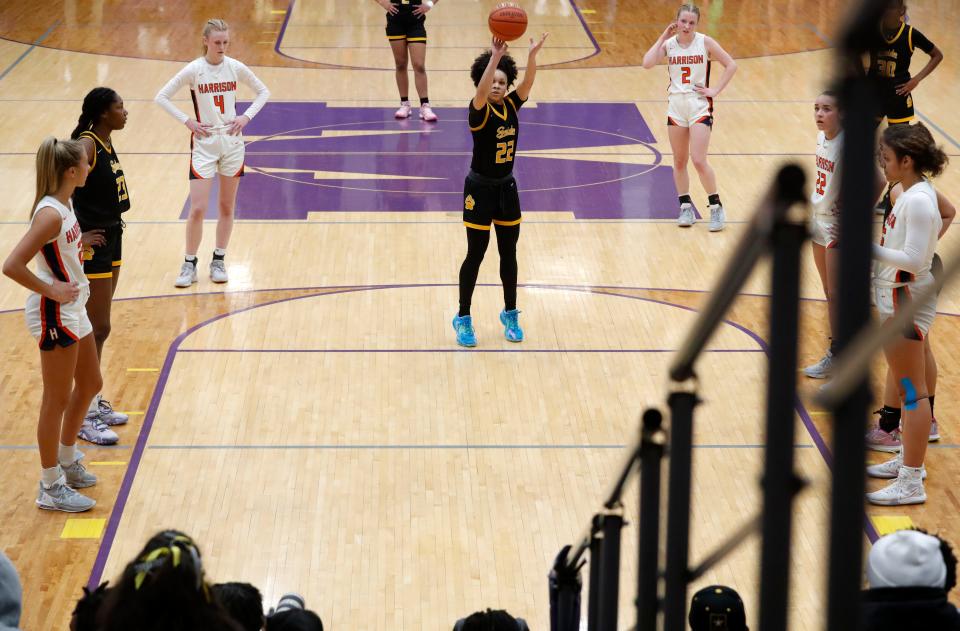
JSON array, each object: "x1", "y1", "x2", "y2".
[
  {"x1": 186, "y1": 119, "x2": 213, "y2": 138},
  {"x1": 227, "y1": 115, "x2": 250, "y2": 136},
  {"x1": 895, "y1": 78, "x2": 919, "y2": 96},
  {"x1": 80, "y1": 229, "x2": 106, "y2": 248},
  {"x1": 529, "y1": 32, "x2": 548, "y2": 55},
  {"x1": 413, "y1": 1, "x2": 432, "y2": 15},
  {"x1": 49, "y1": 280, "x2": 80, "y2": 303},
  {"x1": 694, "y1": 85, "x2": 719, "y2": 98},
  {"x1": 380, "y1": 0, "x2": 399, "y2": 14}
]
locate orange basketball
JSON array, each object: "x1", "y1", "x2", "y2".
[{"x1": 489, "y1": 3, "x2": 528, "y2": 42}]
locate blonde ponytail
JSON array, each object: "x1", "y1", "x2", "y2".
[
  {"x1": 201, "y1": 18, "x2": 229, "y2": 54},
  {"x1": 32, "y1": 137, "x2": 84, "y2": 218}
]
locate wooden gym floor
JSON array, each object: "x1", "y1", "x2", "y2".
[{"x1": 0, "y1": 1, "x2": 959, "y2": 628}]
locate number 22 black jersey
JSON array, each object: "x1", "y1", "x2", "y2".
[{"x1": 469, "y1": 91, "x2": 525, "y2": 179}]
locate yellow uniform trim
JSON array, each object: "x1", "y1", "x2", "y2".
[
  {"x1": 884, "y1": 21, "x2": 905, "y2": 45},
  {"x1": 908, "y1": 25, "x2": 913, "y2": 52},
  {"x1": 464, "y1": 221, "x2": 491, "y2": 231},
  {"x1": 387, "y1": 35, "x2": 406, "y2": 40},
  {"x1": 489, "y1": 101, "x2": 508, "y2": 122},
  {"x1": 887, "y1": 115, "x2": 914, "y2": 123},
  {"x1": 78, "y1": 131, "x2": 103, "y2": 170},
  {"x1": 407, "y1": 37, "x2": 426, "y2": 43},
  {"x1": 492, "y1": 218, "x2": 522, "y2": 227},
  {"x1": 86, "y1": 272, "x2": 114, "y2": 279},
  {"x1": 470, "y1": 104, "x2": 490, "y2": 131},
  {"x1": 112, "y1": 260, "x2": 122, "y2": 267}
]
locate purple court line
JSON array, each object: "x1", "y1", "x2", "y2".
[
  {"x1": 86, "y1": 282, "x2": 856, "y2": 588},
  {"x1": 177, "y1": 348, "x2": 763, "y2": 354}
]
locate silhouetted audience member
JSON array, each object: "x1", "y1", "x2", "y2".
[
  {"x1": 70, "y1": 582, "x2": 109, "y2": 631},
  {"x1": 861, "y1": 528, "x2": 960, "y2": 630},
  {"x1": 688, "y1": 585, "x2": 748, "y2": 631},
  {"x1": 265, "y1": 593, "x2": 323, "y2": 631},
  {"x1": 454, "y1": 608, "x2": 530, "y2": 630},
  {"x1": 95, "y1": 529, "x2": 242, "y2": 631},
  {"x1": 213, "y1": 582, "x2": 265, "y2": 631},
  {"x1": 0, "y1": 551, "x2": 21, "y2": 631}
]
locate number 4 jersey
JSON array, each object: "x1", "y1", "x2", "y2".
[{"x1": 155, "y1": 56, "x2": 270, "y2": 132}]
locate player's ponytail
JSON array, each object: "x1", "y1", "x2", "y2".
[
  {"x1": 882, "y1": 123, "x2": 949, "y2": 178},
  {"x1": 201, "y1": 18, "x2": 229, "y2": 54},
  {"x1": 676, "y1": 3, "x2": 701, "y2": 21},
  {"x1": 32, "y1": 137, "x2": 85, "y2": 217},
  {"x1": 71, "y1": 87, "x2": 119, "y2": 140}
]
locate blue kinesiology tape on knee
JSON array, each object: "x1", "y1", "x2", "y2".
[{"x1": 901, "y1": 377, "x2": 918, "y2": 411}]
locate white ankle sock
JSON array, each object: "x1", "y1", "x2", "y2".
[
  {"x1": 41, "y1": 465, "x2": 61, "y2": 487},
  {"x1": 900, "y1": 465, "x2": 923, "y2": 481},
  {"x1": 88, "y1": 394, "x2": 101, "y2": 414},
  {"x1": 58, "y1": 443, "x2": 78, "y2": 466},
  {"x1": 214, "y1": 248, "x2": 226, "y2": 257}
]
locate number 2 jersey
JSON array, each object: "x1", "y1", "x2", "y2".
[
  {"x1": 155, "y1": 56, "x2": 270, "y2": 132},
  {"x1": 665, "y1": 33, "x2": 709, "y2": 94},
  {"x1": 469, "y1": 91, "x2": 525, "y2": 179},
  {"x1": 72, "y1": 131, "x2": 130, "y2": 228}
]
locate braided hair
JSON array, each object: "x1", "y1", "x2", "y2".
[{"x1": 71, "y1": 87, "x2": 119, "y2": 140}]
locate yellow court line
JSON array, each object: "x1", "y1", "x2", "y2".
[
  {"x1": 808, "y1": 411, "x2": 829, "y2": 416},
  {"x1": 258, "y1": 41, "x2": 276, "y2": 44},
  {"x1": 270, "y1": 9, "x2": 287, "y2": 14},
  {"x1": 580, "y1": 8, "x2": 597, "y2": 13},
  {"x1": 88, "y1": 461, "x2": 127, "y2": 466},
  {"x1": 116, "y1": 411, "x2": 145, "y2": 416},
  {"x1": 127, "y1": 368, "x2": 159, "y2": 372},
  {"x1": 61, "y1": 519, "x2": 106, "y2": 540},
  {"x1": 871, "y1": 515, "x2": 914, "y2": 536}
]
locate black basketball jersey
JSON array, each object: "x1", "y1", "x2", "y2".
[
  {"x1": 868, "y1": 23, "x2": 934, "y2": 84},
  {"x1": 72, "y1": 131, "x2": 130, "y2": 228},
  {"x1": 468, "y1": 91, "x2": 525, "y2": 179}
]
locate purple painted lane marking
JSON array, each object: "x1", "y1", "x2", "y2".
[
  {"x1": 177, "y1": 348, "x2": 764, "y2": 354},
  {"x1": 86, "y1": 283, "x2": 846, "y2": 588},
  {"x1": 182, "y1": 101, "x2": 680, "y2": 219}
]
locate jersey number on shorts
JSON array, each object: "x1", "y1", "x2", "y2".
[
  {"x1": 495, "y1": 140, "x2": 515, "y2": 164},
  {"x1": 680, "y1": 67, "x2": 691, "y2": 84},
  {"x1": 815, "y1": 171, "x2": 826, "y2": 196},
  {"x1": 116, "y1": 175, "x2": 129, "y2": 203},
  {"x1": 213, "y1": 94, "x2": 225, "y2": 114}
]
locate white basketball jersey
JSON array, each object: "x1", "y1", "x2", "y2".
[
  {"x1": 156, "y1": 56, "x2": 269, "y2": 132},
  {"x1": 666, "y1": 33, "x2": 709, "y2": 95},
  {"x1": 31, "y1": 196, "x2": 87, "y2": 289},
  {"x1": 811, "y1": 131, "x2": 843, "y2": 217},
  {"x1": 876, "y1": 180, "x2": 940, "y2": 284}
]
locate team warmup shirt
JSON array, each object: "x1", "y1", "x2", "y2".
[
  {"x1": 665, "y1": 33, "x2": 709, "y2": 94},
  {"x1": 875, "y1": 179, "x2": 940, "y2": 284},
  {"x1": 811, "y1": 131, "x2": 843, "y2": 217},
  {"x1": 155, "y1": 56, "x2": 270, "y2": 131}
]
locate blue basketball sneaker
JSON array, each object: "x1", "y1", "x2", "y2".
[
  {"x1": 500, "y1": 309, "x2": 524, "y2": 342},
  {"x1": 452, "y1": 314, "x2": 477, "y2": 347}
]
